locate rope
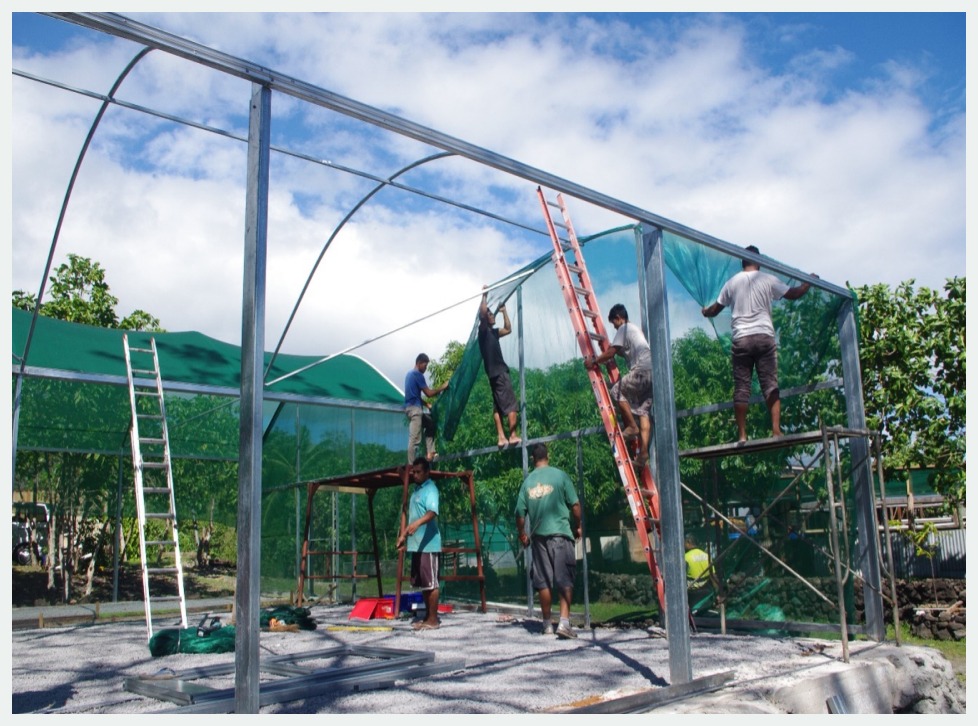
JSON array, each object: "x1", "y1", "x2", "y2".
[{"x1": 265, "y1": 271, "x2": 533, "y2": 387}]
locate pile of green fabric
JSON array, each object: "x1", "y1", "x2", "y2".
[
  {"x1": 148, "y1": 607, "x2": 317, "y2": 656},
  {"x1": 260, "y1": 605, "x2": 317, "y2": 631},
  {"x1": 148, "y1": 624, "x2": 236, "y2": 657}
]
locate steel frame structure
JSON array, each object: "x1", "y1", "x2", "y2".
[
  {"x1": 123, "y1": 644, "x2": 465, "y2": 713},
  {"x1": 20, "y1": 12, "x2": 886, "y2": 707},
  {"x1": 680, "y1": 424, "x2": 899, "y2": 662}
]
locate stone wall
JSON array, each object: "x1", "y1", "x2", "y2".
[{"x1": 884, "y1": 578, "x2": 966, "y2": 641}]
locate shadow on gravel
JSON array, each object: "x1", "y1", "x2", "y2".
[{"x1": 12, "y1": 683, "x2": 75, "y2": 714}]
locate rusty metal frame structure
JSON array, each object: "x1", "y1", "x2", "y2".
[{"x1": 296, "y1": 465, "x2": 487, "y2": 614}]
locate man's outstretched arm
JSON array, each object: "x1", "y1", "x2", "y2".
[
  {"x1": 701, "y1": 302, "x2": 724, "y2": 318},
  {"x1": 783, "y1": 274, "x2": 818, "y2": 300},
  {"x1": 497, "y1": 304, "x2": 512, "y2": 337}
]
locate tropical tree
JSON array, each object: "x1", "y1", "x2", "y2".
[
  {"x1": 13, "y1": 253, "x2": 162, "y2": 331},
  {"x1": 853, "y1": 278, "x2": 966, "y2": 507}
]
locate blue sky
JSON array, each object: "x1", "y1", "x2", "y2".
[{"x1": 6, "y1": 8, "x2": 969, "y2": 387}]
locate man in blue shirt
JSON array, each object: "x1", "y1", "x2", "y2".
[
  {"x1": 404, "y1": 353, "x2": 448, "y2": 462},
  {"x1": 396, "y1": 457, "x2": 442, "y2": 630}
]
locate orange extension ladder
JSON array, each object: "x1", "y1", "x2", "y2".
[{"x1": 536, "y1": 187, "x2": 666, "y2": 615}]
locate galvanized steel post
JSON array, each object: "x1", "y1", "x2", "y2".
[
  {"x1": 234, "y1": 81, "x2": 271, "y2": 714},
  {"x1": 642, "y1": 229, "x2": 693, "y2": 683}
]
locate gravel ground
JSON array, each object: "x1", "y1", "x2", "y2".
[{"x1": 9, "y1": 603, "x2": 966, "y2": 714}]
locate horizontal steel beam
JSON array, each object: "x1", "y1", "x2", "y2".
[
  {"x1": 14, "y1": 365, "x2": 403, "y2": 413},
  {"x1": 47, "y1": 12, "x2": 847, "y2": 298}
]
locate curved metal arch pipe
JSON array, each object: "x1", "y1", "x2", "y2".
[
  {"x1": 12, "y1": 46, "x2": 154, "y2": 478},
  {"x1": 264, "y1": 151, "x2": 454, "y2": 380}
]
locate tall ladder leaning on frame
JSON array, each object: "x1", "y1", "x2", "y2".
[
  {"x1": 123, "y1": 335, "x2": 188, "y2": 640},
  {"x1": 536, "y1": 187, "x2": 667, "y2": 616}
]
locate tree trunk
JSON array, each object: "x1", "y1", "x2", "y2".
[
  {"x1": 82, "y1": 518, "x2": 111, "y2": 598},
  {"x1": 46, "y1": 517, "x2": 57, "y2": 593}
]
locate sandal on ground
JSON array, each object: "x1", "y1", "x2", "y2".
[{"x1": 412, "y1": 621, "x2": 440, "y2": 631}]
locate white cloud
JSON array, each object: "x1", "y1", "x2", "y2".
[{"x1": 10, "y1": 12, "x2": 966, "y2": 387}]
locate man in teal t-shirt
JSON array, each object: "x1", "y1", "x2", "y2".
[
  {"x1": 396, "y1": 457, "x2": 442, "y2": 630},
  {"x1": 515, "y1": 443, "x2": 581, "y2": 639}
]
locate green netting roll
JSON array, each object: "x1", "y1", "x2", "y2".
[{"x1": 148, "y1": 625, "x2": 237, "y2": 657}]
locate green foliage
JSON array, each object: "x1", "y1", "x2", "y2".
[
  {"x1": 898, "y1": 520, "x2": 939, "y2": 559},
  {"x1": 428, "y1": 340, "x2": 464, "y2": 388},
  {"x1": 13, "y1": 254, "x2": 167, "y2": 601},
  {"x1": 13, "y1": 253, "x2": 163, "y2": 331},
  {"x1": 853, "y1": 278, "x2": 965, "y2": 506},
  {"x1": 671, "y1": 327, "x2": 818, "y2": 507}
]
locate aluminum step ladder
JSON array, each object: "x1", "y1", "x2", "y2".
[
  {"x1": 536, "y1": 187, "x2": 667, "y2": 615},
  {"x1": 123, "y1": 334, "x2": 188, "y2": 640}
]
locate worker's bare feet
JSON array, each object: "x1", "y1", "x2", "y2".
[
  {"x1": 508, "y1": 434, "x2": 521, "y2": 445},
  {"x1": 497, "y1": 437, "x2": 508, "y2": 448}
]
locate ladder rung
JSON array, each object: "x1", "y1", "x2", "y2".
[
  {"x1": 146, "y1": 513, "x2": 175, "y2": 520},
  {"x1": 146, "y1": 566, "x2": 179, "y2": 574},
  {"x1": 136, "y1": 413, "x2": 163, "y2": 419},
  {"x1": 129, "y1": 346, "x2": 154, "y2": 353},
  {"x1": 143, "y1": 487, "x2": 171, "y2": 495},
  {"x1": 150, "y1": 595, "x2": 184, "y2": 603},
  {"x1": 140, "y1": 437, "x2": 165, "y2": 444},
  {"x1": 132, "y1": 367, "x2": 157, "y2": 375},
  {"x1": 539, "y1": 187, "x2": 665, "y2": 610},
  {"x1": 145, "y1": 540, "x2": 176, "y2": 547},
  {"x1": 142, "y1": 461, "x2": 168, "y2": 469}
]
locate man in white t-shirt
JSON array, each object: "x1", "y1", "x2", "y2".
[
  {"x1": 702, "y1": 245, "x2": 816, "y2": 442},
  {"x1": 585, "y1": 303, "x2": 653, "y2": 467}
]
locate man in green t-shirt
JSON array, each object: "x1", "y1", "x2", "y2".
[{"x1": 515, "y1": 443, "x2": 582, "y2": 639}]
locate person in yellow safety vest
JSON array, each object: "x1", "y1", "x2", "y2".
[{"x1": 684, "y1": 534, "x2": 711, "y2": 587}]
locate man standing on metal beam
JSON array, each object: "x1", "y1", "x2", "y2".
[
  {"x1": 478, "y1": 287, "x2": 521, "y2": 449},
  {"x1": 404, "y1": 353, "x2": 448, "y2": 463},
  {"x1": 701, "y1": 245, "x2": 816, "y2": 442}
]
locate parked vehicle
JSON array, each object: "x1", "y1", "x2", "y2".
[{"x1": 12, "y1": 502, "x2": 49, "y2": 566}]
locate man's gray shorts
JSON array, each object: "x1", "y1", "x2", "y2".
[
  {"x1": 610, "y1": 368, "x2": 651, "y2": 417},
  {"x1": 530, "y1": 535, "x2": 576, "y2": 592},
  {"x1": 731, "y1": 334, "x2": 779, "y2": 404}
]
